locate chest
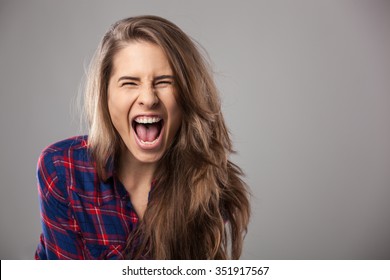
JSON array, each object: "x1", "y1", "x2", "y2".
[{"x1": 71, "y1": 192, "x2": 139, "y2": 259}]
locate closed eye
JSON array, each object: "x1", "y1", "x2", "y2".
[
  {"x1": 154, "y1": 80, "x2": 173, "y2": 88},
  {"x1": 121, "y1": 82, "x2": 138, "y2": 87}
]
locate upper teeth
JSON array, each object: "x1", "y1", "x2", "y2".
[{"x1": 134, "y1": 116, "x2": 161, "y2": 124}]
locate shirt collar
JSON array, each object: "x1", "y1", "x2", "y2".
[{"x1": 104, "y1": 156, "x2": 158, "y2": 201}]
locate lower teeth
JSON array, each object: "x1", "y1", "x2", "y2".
[{"x1": 140, "y1": 139, "x2": 158, "y2": 145}]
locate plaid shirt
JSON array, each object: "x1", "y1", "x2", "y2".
[{"x1": 35, "y1": 136, "x2": 141, "y2": 259}]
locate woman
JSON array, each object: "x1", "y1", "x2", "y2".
[{"x1": 35, "y1": 15, "x2": 250, "y2": 259}]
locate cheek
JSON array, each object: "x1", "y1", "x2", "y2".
[
  {"x1": 107, "y1": 97, "x2": 117, "y2": 123},
  {"x1": 108, "y1": 94, "x2": 129, "y2": 131}
]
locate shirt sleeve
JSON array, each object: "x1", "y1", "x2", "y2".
[{"x1": 35, "y1": 151, "x2": 86, "y2": 260}]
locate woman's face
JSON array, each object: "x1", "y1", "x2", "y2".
[{"x1": 108, "y1": 41, "x2": 182, "y2": 165}]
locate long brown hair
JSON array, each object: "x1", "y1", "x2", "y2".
[{"x1": 85, "y1": 15, "x2": 250, "y2": 259}]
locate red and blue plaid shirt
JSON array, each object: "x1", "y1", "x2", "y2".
[{"x1": 35, "y1": 136, "x2": 141, "y2": 259}]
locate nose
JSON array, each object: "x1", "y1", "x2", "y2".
[{"x1": 138, "y1": 85, "x2": 159, "y2": 108}]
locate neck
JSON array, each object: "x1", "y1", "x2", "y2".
[
  {"x1": 118, "y1": 151, "x2": 157, "y2": 220},
  {"x1": 118, "y1": 151, "x2": 157, "y2": 194}
]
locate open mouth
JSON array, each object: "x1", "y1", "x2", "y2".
[{"x1": 132, "y1": 116, "x2": 164, "y2": 145}]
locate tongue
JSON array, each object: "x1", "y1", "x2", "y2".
[{"x1": 135, "y1": 123, "x2": 160, "y2": 142}]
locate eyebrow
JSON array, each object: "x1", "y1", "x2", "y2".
[
  {"x1": 117, "y1": 75, "x2": 175, "y2": 83},
  {"x1": 117, "y1": 76, "x2": 140, "y2": 82},
  {"x1": 154, "y1": 75, "x2": 175, "y2": 81}
]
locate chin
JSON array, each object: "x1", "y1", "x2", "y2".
[{"x1": 133, "y1": 153, "x2": 163, "y2": 164}]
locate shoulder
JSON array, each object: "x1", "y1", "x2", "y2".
[
  {"x1": 38, "y1": 135, "x2": 90, "y2": 168},
  {"x1": 39, "y1": 135, "x2": 89, "y2": 157},
  {"x1": 37, "y1": 135, "x2": 94, "y2": 200}
]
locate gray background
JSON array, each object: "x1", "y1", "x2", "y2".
[{"x1": 0, "y1": 0, "x2": 389, "y2": 259}]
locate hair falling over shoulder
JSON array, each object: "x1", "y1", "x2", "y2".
[{"x1": 85, "y1": 15, "x2": 250, "y2": 259}]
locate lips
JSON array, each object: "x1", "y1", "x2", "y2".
[{"x1": 132, "y1": 115, "x2": 164, "y2": 149}]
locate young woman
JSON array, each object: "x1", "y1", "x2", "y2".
[{"x1": 35, "y1": 15, "x2": 250, "y2": 260}]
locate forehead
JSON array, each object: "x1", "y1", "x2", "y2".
[{"x1": 110, "y1": 41, "x2": 173, "y2": 76}]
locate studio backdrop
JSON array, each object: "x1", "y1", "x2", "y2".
[{"x1": 0, "y1": 0, "x2": 389, "y2": 259}]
